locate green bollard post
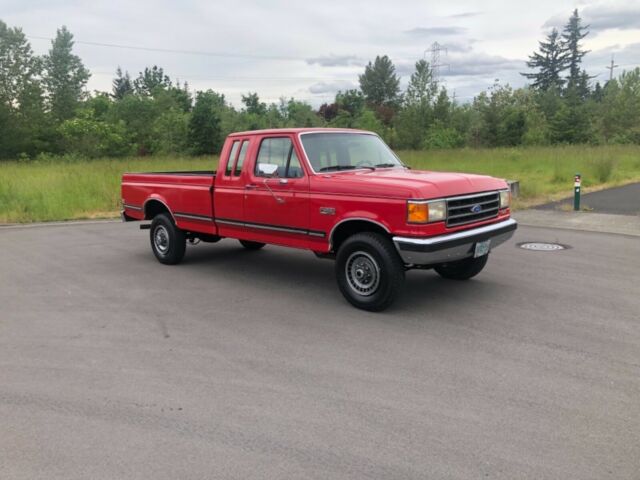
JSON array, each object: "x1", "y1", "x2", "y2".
[{"x1": 573, "y1": 173, "x2": 581, "y2": 211}]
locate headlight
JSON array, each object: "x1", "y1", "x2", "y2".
[
  {"x1": 407, "y1": 200, "x2": 446, "y2": 224},
  {"x1": 499, "y1": 190, "x2": 511, "y2": 209}
]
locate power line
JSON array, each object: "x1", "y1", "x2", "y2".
[
  {"x1": 91, "y1": 70, "x2": 340, "y2": 82},
  {"x1": 26, "y1": 35, "x2": 308, "y2": 62}
]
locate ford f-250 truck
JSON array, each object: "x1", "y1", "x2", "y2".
[{"x1": 121, "y1": 128, "x2": 517, "y2": 311}]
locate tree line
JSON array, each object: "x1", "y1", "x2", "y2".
[{"x1": 1, "y1": 9, "x2": 639, "y2": 160}]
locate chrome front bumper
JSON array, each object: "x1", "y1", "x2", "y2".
[{"x1": 393, "y1": 218, "x2": 517, "y2": 266}]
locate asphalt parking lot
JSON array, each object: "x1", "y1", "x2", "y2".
[
  {"x1": 1, "y1": 221, "x2": 639, "y2": 479},
  {"x1": 537, "y1": 182, "x2": 640, "y2": 215}
]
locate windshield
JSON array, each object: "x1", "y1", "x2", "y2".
[{"x1": 300, "y1": 133, "x2": 404, "y2": 172}]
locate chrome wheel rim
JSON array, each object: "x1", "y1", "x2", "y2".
[
  {"x1": 346, "y1": 251, "x2": 380, "y2": 296},
  {"x1": 153, "y1": 225, "x2": 170, "y2": 254}
]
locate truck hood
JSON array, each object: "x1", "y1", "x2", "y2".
[{"x1": 312, "y1": 168, "x2": 508, "y2": 199}]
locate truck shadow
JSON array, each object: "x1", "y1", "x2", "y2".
[{"x1": 176, "y1": 240, "x2": 506, "y2": 316}]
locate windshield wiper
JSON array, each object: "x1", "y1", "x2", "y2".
[
  {"x1": 374, "y1": 163, "x2": 402, "y2": 168},
  {"x1": 319, "y1": 165, "x2": 374, "y2": 172},
  {"x1": 376, "y1": 163, "x2": 411, "y2": 169}
]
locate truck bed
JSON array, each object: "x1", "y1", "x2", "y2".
[{"x1": 121, "y1": 171, "x2": 217, "y2": 235}]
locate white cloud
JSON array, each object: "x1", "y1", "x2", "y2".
[
  {"x1": 544, "y1": 2, "x2": 640, "y2": 32},
  {"x1": 1, "y1": 0, "x2": 638, "y2": 107},
  {"x1": 309, "y1": 80, "x2": 357, "y2": 94}
]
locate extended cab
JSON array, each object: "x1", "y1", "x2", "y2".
[{"x1": 121, "y1": 128, "x2": 517, "y2": 311}]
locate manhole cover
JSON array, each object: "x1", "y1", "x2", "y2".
[{"x1": 518, "y1": 242, "x2": 567, "y2": 251}]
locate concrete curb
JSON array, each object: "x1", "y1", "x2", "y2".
[
  {"x1": 514, "y1": 210, "x2": 640, "y2": 237},
  {"x1": 0, "y1": 219, "x2": 121, "y2": 230}
]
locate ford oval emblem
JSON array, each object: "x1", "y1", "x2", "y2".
[{"x1": 470, "y1": 204, "x2": 482, "y2": 213}]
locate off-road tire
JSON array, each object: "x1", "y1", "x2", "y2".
[
  {"x1": 335, "y1": 232, "x2": 405, "y2": 312},
  {"x1": 150, "y1": 213, "x2": 186, "y2": 265}
]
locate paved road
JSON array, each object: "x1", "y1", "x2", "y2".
[
  {"x1": 536, "y1": 182, "x2": 640, "y2": 215},
  {"x1": 1, "y1": 222, "x2": 639, "y2": 480}
]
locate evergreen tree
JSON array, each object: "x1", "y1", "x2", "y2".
[
  {"x1": 522, "y1": 28, "x2": 569, "y2": 91},
  {"x1": 574, "y1": 69, "x2": 592, "y2": 100},
  {"x1": 359, "y1": 55, "x2": 401, "y2": 108},
  {"x1": 549, "y1": 100, "x2": 590, "y2": 144},
  {"x1": 561, "y1": 9, "x2": 590, "y2": 90},
  {"x1": 112, "y1": 67, "x2": 133, "y2": 99},
  {"x1": 42, "y1": 26, "x2": 90, "y2": 121},
  {"x1": 592, "y1": 81, "x2": 604, "y2": 102}
]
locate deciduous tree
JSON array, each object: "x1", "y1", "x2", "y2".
[
  {"x1": 359, "y1": 55, "x2": 401, "y2": 109},
  {"x1": 42, "y1": 26, "x2": 90, "y2": 121}
]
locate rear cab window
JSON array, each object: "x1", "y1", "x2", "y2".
[
  {"x1": 224, "y1": 139, "x2": 250, "y2": 177},
  {"x1": 224, "y1": 141, "x2": 240, "y2": 176},
  {"x1": 233, "y1": 140, "x2": 249, "y2": 176}
]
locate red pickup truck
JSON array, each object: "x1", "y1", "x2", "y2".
[{"x1": 122, "y1": 128, "x2": 516, "y2": 311}]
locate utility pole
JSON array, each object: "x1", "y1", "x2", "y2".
[
  {"x1": 606, "y1": 55, "x2": 619, "y2": 81},
  {"x1": 424, "y1": 42, "x2": 449, "y2": 86}
]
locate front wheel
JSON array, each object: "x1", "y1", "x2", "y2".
[
  {"x1": 150, "y1": 213, "x2": 186, "y2": 265},
  {"x1": 335, "y1": 232, "x2": 405, "y2": 312},
  {"x1": 434, "y1": 254, "x2": 488, "y2": 280}
]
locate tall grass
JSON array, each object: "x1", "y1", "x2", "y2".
[
  {"x1": 1, "y1": 145, "x2": 639, "y2": 223},
  {"x1": 0, "y1": 156, "x2": 215, "y2": 223},
  {"x1": 398, "y1": 145, "x2": 640, "y2": 206}
]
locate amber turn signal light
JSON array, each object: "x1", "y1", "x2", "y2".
[{"x1": 407, "y1": 202, "x2": 429, "y2": 223}]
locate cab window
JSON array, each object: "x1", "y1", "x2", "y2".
[
  {"x1": 233, "y1": 140, "x2": 249, "y2": 176},
  {"x1": 225, "y1": 141, "x2": 240, "y2": 176},
  {"x1": 255, "y1": 137, "x2": 304, "y2": 178}
]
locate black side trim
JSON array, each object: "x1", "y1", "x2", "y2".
[
  {"x1": 129, "y1": 171, "x2": 216, "y2": 176},
  {"x1": 174, "y1": 212, "x2": 214, "y2": 222},
  {"x1": 216, "y1": 217, "x2": 325, "y2": 238},
  {"x1": 123, "y1": 203, "x2": 143, "y2": 211},
  {"x1": 397, "y1": 221, "x2": 517, "y2": 253}
]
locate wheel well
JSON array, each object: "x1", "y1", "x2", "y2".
[
  {"x1": 144, "y1": 199, "x2": 171, "y2": 220},
  {"x1": 331, "y1": 220, "x2": 389, "y2": 252}
]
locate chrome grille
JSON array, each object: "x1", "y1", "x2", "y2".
[{"x1": 446, "y1": 191, "x2": 500, "y2": 227}]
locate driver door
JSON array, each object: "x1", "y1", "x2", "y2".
[{"x1": 243, "y1": 136, "x2": 310, "y2": 244}]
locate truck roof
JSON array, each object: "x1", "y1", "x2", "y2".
[{"x1": 227, "y1": 127, "x2": 373, "y2": 137}]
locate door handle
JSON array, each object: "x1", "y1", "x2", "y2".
[{"x1": 245, "y1": 184, "x2": 257, "y2": 190}]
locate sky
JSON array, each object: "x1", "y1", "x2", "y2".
[{"x1": 2, "y1": 0, "x2": 640, "y2": 107}]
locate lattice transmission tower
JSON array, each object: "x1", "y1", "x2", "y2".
[{"x1": 424, "y1": 41, "x2": 449, "y2": 85}]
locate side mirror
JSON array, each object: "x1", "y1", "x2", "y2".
[{"x1": 257, "y1": 163, "x2": 279, "y2": 177}]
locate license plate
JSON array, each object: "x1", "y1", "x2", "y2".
[{"x1": 474, "y1": 239, "x2": 491, "y2": 258}]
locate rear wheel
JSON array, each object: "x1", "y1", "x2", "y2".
[
  {"x1": 335, "y1": 232, "x2": 404, "y2": 312},
  {"x1": 239, "y1": 240, "x2": 266, "y2": 250},
  {"x1": 150, "y1": 213, "x2": 186, "y2": 265},
  {"x1": 434, "y1": 254, "x2": 488, "y2": 280}
]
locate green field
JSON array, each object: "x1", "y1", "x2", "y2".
[{"x1": 1, "y1": 145, "x2": 639, "y2": 223}]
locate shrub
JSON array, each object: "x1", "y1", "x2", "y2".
[
  {"x1": 589, "y1": 157, "x2": 616, "y2": 183},
  {"x1": 59, "y1": 114, "x2": 131, "y2": 158},
  {"x1": 423, "y1": 122, "x2": 465, "y2": 149}
]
